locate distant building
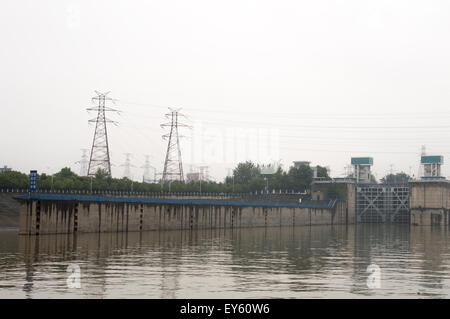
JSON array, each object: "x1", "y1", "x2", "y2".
[
  {"x1": 351, "y1": 157, "x2": 373, "y2": 183},
  {"x1": 186, "y1": 172, "x2": 200, "y2": 182},
  {"x1": 0, "y1": 165, "x2": 12, "y2": 173},
  {"x1": 421, "y1": 155, "x2": 443, "y2": 178},
  {"x1": 261, "y1": 163, "x2": 278, "y2": 175},
  {"x1": 293, "y1": 161, "x2": 310, "y2": 169}
]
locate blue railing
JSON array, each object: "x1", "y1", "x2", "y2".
[
  {"x1": 20, "y1": 193, "x2": 345, "y2": 209},
  {"x1": 0, "y1": 187, "x2": 310, "y2": 198}
]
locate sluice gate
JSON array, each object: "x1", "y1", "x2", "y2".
[{"x1": 356, "y1": 184, "x2": 409, "y2": 223}]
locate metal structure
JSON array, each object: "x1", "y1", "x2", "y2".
[
  {"x1": 356, "y1": 184, "x2": 409, "y2": 223},
  {"x1": 87, "y1": 91, "x2": 118, "y2": 177},
  {"x1": 121, "y1": 153, "x2": 134, "y2": 179},
  {"x1": 161, "y1": 108, "x2": 189, "y2": 183},
  {"x1": 76, "y1": 149, "x2": 89, "y2": 176},
  {"x1": 142, "y1": 155, "x2": 156, "y2": 183},
  {"x1": 351, "y1": 157, "x2": 373, "y2": 183},
  {"x1": 199, "y1": 166, "x2": 209, "y2": 182}
]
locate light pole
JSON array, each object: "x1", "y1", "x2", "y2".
[
  {"x1": 90, "y1": 176, "x2": 93, "y2": 193},
  {"x1": 168, "y1": 180, "x2": 173, "y2": 193}
]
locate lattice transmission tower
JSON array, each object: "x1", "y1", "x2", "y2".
[
  {"x1": 76, "y1": 149, "x2": 89, "y2": 176},
  {"x1": 121, "y1": 153, "x2": 135, "y2": 179},
  {"x1": 142, "y1": 155, "x2": 156, "y2": 183},
  {"x1": 161, "y1": 108, "x2": 190, "y2": 183},
  {"x1": 87, "y1": 91, "x2": 119, "y2": 177}
]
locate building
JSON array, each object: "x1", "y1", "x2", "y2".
[
  {"x1": 0, "y1": 165, "x2": 12, "y2": 173},
  {"x1": 420, "y1": 155, "x2": 443, "y2": 178},
  {"x1": 293, "y1": 161, "x2": 310, "y2": 169},
  {"x1": 351, "y1": 157, "x2": 373, "y2": 183},
  {"x1": 186, "y1": 172, "x2": 200, "y2": 183}
]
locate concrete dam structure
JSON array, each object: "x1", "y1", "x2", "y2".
[
  {"x1": 410, "y1": 180, "x2": 450, "y2": 226},
  {"x1": 17, "y1": 194, "x2": 349, "y2": 235},
  {"x1": 14, "y1": 177, "x2": 450, "y2": 234},
  {"x1": 313, "y1": 178, "x2": 450, "y2": 227}
]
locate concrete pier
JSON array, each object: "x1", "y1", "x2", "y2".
[
  {"x1": 17, "y1": 194, "x2": 348, "y2": 235},
  {"x1": 409, "y1": 180, "x2": 450, "y2": 227}
]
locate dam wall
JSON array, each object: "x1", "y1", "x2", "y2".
[
  {"x1": 17, "y1": 194, "x2": 348, "y2": 235},
  {"x1": 409, "y1": 180, "x2": 450, "y2": 227},
  {"x1": 0, "y1": 193, "x2": 20, "y2": 228},
  {"x1": 311, "y1": 180, "x2": 356, "y2": 224}
]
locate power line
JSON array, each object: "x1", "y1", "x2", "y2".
[{"x1": 118, "y1": 99, "x2": 450, "y2": 120}]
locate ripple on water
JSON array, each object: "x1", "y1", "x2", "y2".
[{"x1": 1, "y1": 225, "x2": 450, "y2": 298}]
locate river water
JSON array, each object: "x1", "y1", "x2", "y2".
[{"x1": 0, "y1": 224, "x2": 449, "y2": 299}]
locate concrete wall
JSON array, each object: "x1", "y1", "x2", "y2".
[
  {"x1": 346, "y1": 183, "x2": 356, "y2": 224},
  {"x1": 310, "y1": 181, "x2": 356, "y2": 224},
  {"x1": 0, "y1": 193, "x2": 21, "y2": 228},
  {"x1": 19, "y1": 199, "x2": 349, "y2": 235},
  {"x1": 409, "y1": 181, "x2": 450, "y2": 227}
]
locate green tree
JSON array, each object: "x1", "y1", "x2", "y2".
[
  {"x1": 0, "y1": 171, "x2": 28, "y2": 188},
  {"x1": 287, "y1": 164, "x2": 313, "y2": 191},
  {"x1": 249, "y1": 177, "x2": 266, "y2": 191},
  {"x1": 316, "y1": 166, "x2": 331, "y2": 180},
  {"x1": 381, "y1": 172, "x2": 411, "y2": 184},
  {"x1": 233, "y1": 161, "x2": 261, "y2": 185}
]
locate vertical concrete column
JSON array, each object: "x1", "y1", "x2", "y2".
[
  {"x1": 98, "y1": 203, "x2": 102, "y2": 233},
  {"x1": 347, "y1": 183, "x2": 356, "y2": 224},
  {"x1": 126, "y1": 204, "x2": 129, "y2": 232},
  {"x1": 74, "y1": 202, "x2": 79, "y2": 233},
  {"x1": 292, "y1": 208, "x2": 295, "y2": 227},
  {"x1": 264, "y1": 208, "x2": 267, "y2": 227},
  {"x1": 35, "y1": 200, "x2": 41, "y2": 235},
  {"x1": 139, "y1": 204, "x2": 143, "y2": 231},
  {"x1": 231, "y1": 207, "x2": 235, "y2": 228},
  {"x1": 279, "y1": 207, "x2": 282, "y2": 226}
]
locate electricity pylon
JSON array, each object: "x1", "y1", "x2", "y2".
[
  {"x1": 76, "y1": 149, "x2": 89, "y2": 176},
  {"x1": 142, "y1": 155, "x2": 156, "y2": 183},
  {"x1": 161, "y1": 108, "x2": 190, "y2": 183},
  {"x1": 121, "y1": 153, "x2": 135, "y2": 179},
  {"x1": 86, "y1": 91, "x2": 119, "y2": 177}
]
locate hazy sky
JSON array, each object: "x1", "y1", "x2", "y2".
[{"x1": 2, "y1": 0, "x2": 450, "y2": 182}]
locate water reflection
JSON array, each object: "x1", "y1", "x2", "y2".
[{"x1": 0, "y1": 224, "x2": 449, "y2": 298}]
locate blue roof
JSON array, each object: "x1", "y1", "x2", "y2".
[
  {"x1": 19, "y1": 194, "x2": 344, "y2": 209},
  {"x1": 421, "y1": 155, "x2": 443, "y2": 164},
  {"x1": 351, "y1": 157, "x2": 373, "y2": 165}
]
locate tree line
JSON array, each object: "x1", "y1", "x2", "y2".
[{"x1": 0, "y1": 161, "x2": 330, "y2": 193}]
